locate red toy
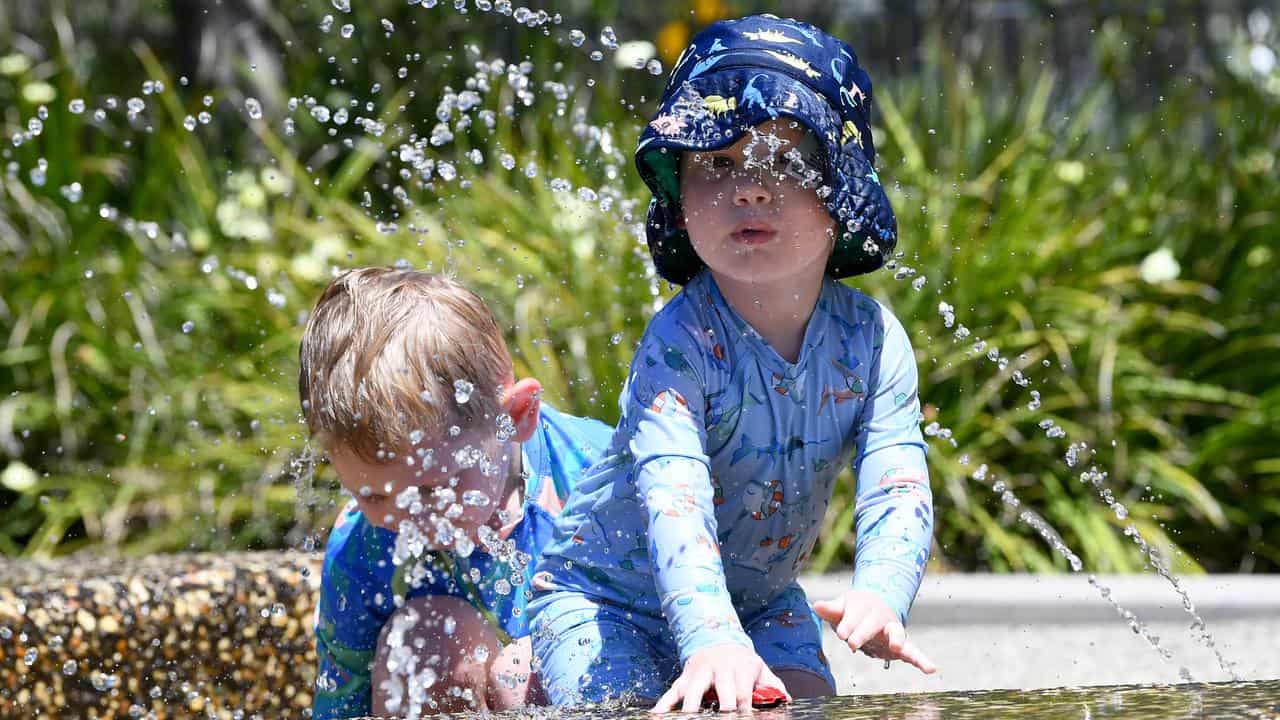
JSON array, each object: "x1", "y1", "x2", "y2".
[{"x1": 701, "y1": 685, "x2": 788, "y2": 710}]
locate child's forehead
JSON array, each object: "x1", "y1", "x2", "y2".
[{"x1": 331, "y1": 425, "x2": 503, "y2": 467}]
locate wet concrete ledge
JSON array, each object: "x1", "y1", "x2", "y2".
[
  {"x1": 2, "y1": 552, "x2": 1277, "y2": 717},
  {"x1": 800, "y1": 572, "x2": 1280, "y2": 625}
]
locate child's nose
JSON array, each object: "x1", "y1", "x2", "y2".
[{"x1": 733, "y1": 178, "x2": 772, "y2": 207}]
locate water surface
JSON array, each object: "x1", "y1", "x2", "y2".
[{"x1": 408, "y1": 681, "x2": 1280, "y2": 720}]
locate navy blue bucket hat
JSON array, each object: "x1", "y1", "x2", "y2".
[{"x1": 635, "y1": 14, "x2": 897, "y2": 285}]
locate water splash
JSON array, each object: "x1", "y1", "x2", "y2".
[{"x1": 914, "y1": 273, "x2": 1239, "y2": 679}]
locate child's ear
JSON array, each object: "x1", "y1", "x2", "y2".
[{"x1": 501, "y1": 377, "x2": 542, "y2": 443}]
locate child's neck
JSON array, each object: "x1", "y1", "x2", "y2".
[{"x1": 711, "y1": 270, "x2": 824, "y2": 364}]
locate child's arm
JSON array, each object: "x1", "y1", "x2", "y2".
[
  {"x1": 312, "y1": 508, "x2": 387, "y2": 719},
  {"x1": 848, "y1": 308, "x2": 933, "y2": 620},
  {"x1": 815, "y1": 307, "x2": 935, "y2": 671},
  {"x1": 624, "y1": 324, "x2": 785, "y2": 711}
]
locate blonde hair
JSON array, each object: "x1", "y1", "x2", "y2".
[{"x1": 299, "y1": 267, "x2": 512, "y2": 463}]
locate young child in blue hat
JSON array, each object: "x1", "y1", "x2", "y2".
[{"x1": 527, "y1": 14, "x2": 936, "y2": 711}]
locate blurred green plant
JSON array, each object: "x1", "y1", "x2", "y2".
[{"x1": 0, "y1": 1, "x2": 1276, "y2": 578}]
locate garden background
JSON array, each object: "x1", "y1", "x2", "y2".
[{"x1": 0, "y1": 0, "x2": 1277, "y2": 576}]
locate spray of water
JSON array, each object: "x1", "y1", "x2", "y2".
[{"x1": 0, "y1": 2, "x2": 1244, "y2": 710}]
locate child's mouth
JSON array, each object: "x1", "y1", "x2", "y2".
[{"x1": 730, "y1": 224, "x2": 777, "y2": 245}]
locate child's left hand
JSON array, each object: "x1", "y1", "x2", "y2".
[{"x1": 813, "y1": 590, "x2": 937, "y2": 675}]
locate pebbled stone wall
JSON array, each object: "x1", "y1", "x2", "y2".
[{"x1": 0, "y1": 552, "x2": 322, "y2": 719}]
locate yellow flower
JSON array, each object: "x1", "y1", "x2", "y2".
[
  {"x1": 657, "y1": 21, "x2": 690, "y2": 66},
  {"x1": 693, "y1": 0, "x2": 730, "y2": 23}
]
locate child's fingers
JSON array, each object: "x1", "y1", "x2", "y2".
[
  {"x1": 757, "y1": 666, "x2": 792, "y2": 702},
  {"x1": 833, "y1": 602, "x2": 863, "y2": 641},
  {"x1": 711, "y1": 674, "x2": 740, "y2": 713},
  {"x1": 884, "y1": 620, "x2": 907, "y2": 656},
  {"x1": 896, "y1": 639, "x2": 938, "y2": 675},
  {"x1": 845, "y1": 612, "x2": 886, "y2": 652},
  {"x1": 812, "y1": 597, "x2": 843, "y2": 623},
  {"x1": 681, "y1": 671, "x2": 713, "y2": 714},
  {"x1": 652, "y1": 677, "x2": 687, "y2": 714}
]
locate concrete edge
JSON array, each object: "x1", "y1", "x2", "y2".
[{"x1": 798, "y1": 573, "x2": 1280, "y2": 625}]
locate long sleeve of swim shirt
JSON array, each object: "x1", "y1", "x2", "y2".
[
  {"x1": 846, "y1": 309, "x2": 934, "y2": 626},
  {"x1": 626, "y1": 322, "x2": 755, "y2": 661}
]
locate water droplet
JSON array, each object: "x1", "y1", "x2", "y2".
[
  {"x1": 495, "y1": 413, "x2": 516, "y2": 441},
  {"x1": 181, "y1": 321, "x2": 195, "y2": 334},
  {"x1": 331, "y1": 0, "x2": 351, "y2": 12},
  {"x1": 610, "y1": 332, "x2": 622, "y2": 345},
  {"x1": 646, "y1": 58, "x2": 663, "y2": 75},
  {"x1": 381, "y1": 18, "x2": 395, "y2": 33},
  {"x1": 245, "y1": 97, "x2": 263, "y2": 120},
  {"x1": 183, "y1": 115, "x2": 197, "y2": 131},
  {"x1": 599, "y1": 26, "x2": 618, "y2": 50},
  {"x1": 463, "y1": 490, "x2": 492, "y2": 507},
  {"x1": 453, "y1": 379, "x2": 474, "y2": 404},
  {"x1": 454, "y1": 534, "x2": 475, "y2": 557},
  {"x1": 340, "y1": 23, "x2": 355, "y2": 38},
  {"x1": 68, "y1": 98, "x2": 85, "y2": 114},
  {"x1": 569, "y1": 29, "x2": 586, "y2": 47},
  {"x1": 62, "y1": 659, "x2": 77, "y2": 675},
  {"x1": 23, "y1": 648, "x2": 37, "y2": 665},
  {"x1": 319, "y1": 14, "x2": 335, "y2": 32},
  {"x1": 92, "y1": 672, "x2": 117, "y2": 691}
]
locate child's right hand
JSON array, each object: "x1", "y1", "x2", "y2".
[
  {"x1": 651, "y1": 644, "x2": 790, "y2": 713},
  {"x1": 813, "y1": 590, "x2": 937, "y2": 674}
]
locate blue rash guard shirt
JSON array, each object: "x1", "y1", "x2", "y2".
[{"x1": 533, "y1": 271, "x2": 934, "y2": 662}]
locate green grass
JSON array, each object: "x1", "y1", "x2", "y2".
[{"x1": 0, "y1": 3, "x2": 1276, "y2": 575}]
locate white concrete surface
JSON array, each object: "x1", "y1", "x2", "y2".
[{"x1": 796, "y1": 574, "x2": 1280, "y2": 694}]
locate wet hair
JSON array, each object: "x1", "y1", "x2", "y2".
[{"x1": 298, "y1": 267, "x2": 512, "y2": 463}]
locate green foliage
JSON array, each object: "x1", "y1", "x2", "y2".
[{"x1": 0, "y1": 2, "x2": 1276, "y2": 576}]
